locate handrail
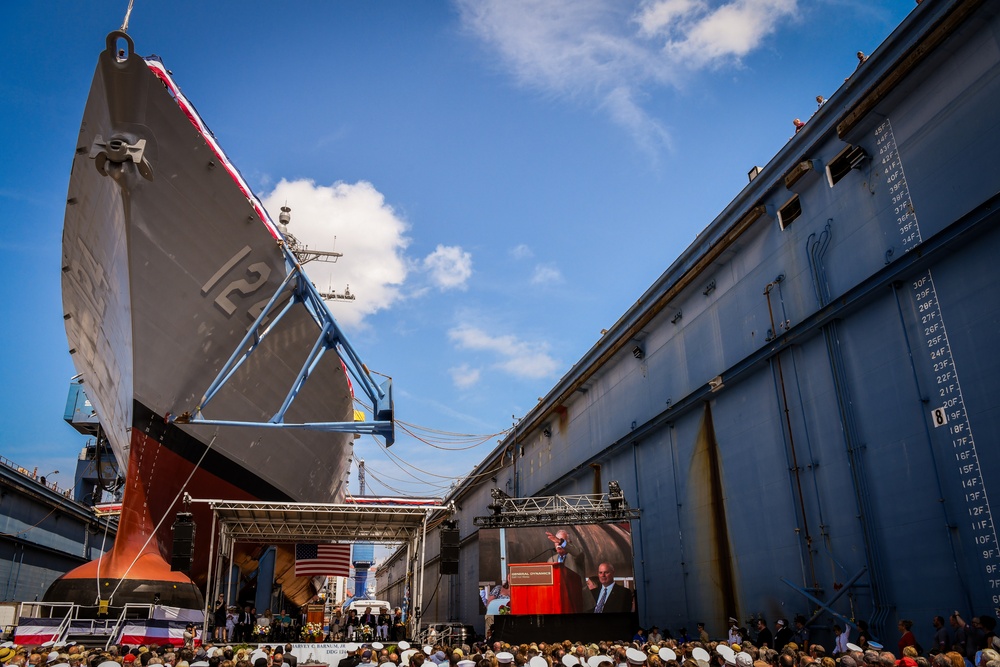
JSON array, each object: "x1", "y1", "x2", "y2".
[
  {"x1": 53, "y1": 606, "x2": 75, "y2": 645},
  {"x1": 17, "y1": 601, "x2": 75, "y2": 620},
  {"x1": 105, "y1": 605, "x2": 130, "y2": 650}
]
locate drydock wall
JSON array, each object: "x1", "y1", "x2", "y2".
[{"x1": 379, "y1": 0, "x2": 1000, "y2": 647}]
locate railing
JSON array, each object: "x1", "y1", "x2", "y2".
[
  {"x1": 105, "y1": 604, "x2": 156, "y2": 649},
  {"x1": 0, "y1": 455, "x2": 67, "y2": 496},
  {"x1": 17, "y1": 601, "x2": 76, "y2": 620},
  {"x1": 53, "y1": 607, "x2": 74, "y2": 645}
]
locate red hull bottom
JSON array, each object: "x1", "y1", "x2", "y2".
[{"x1": 45, "y1": 419, "x2": 259, "y2": 609}]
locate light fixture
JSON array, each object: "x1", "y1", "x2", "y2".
[
  {"x1": 608, "y1": 480, "x2": 625, "y2": 511},
  {"x1": 671, "y1": 310, "x2": 683, "y2": 324},
  {"x1": 631, "y1": 345, "x2": 644, "y2": 360},
  {"x1": 488, "y1": 487, "x2": 509, "y2": 516},
  {"x1": 542, "y1": 426, "x2": 552, "y2": 438}
]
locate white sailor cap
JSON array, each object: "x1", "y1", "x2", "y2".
[
  {"x1": 401, "y1": 649, "x2": 418, "y2": 665},
  {"x1": 589, "y1": 657, "x2": 613, "y2": 667},
  {"x1": 530, "y1": 657, "x2": 549, "y2": 667},
  {"x1": 716, "y1": 646, "x2": 735, "y2": 666},
  {"x1": 41, "y1": 642, "x2": 55, "y2": 649},
  {"x1": 869, "y1": 643, "x2": 884, "y2": 651},
  {"x1": 346, "y1": 645, "x2": 360, "y2": 653},
  {"x1": 424, "y1": 647, "x2": 434, "y2": 656},
  {"x1": 626, "y1": 649, "x2": 647, "y2": 665},
  {"x1": 846, "y1": 644, "x2": 862, "y2": 653},
  {"x1": 691, "y1": 649, "x2": 710, "y2": 663},
  {"x1": 381, "y1": 662, "x2": 396, "y2": 667},
  {"x1": 398, "y1": 642, "x2": 411, "y2": 651},
  {"x1": 736, "y1": 653, "x2": 753, "y2": 667},
  {"x1": 563, "y1": 656, "x2": 580, "y2": 667},
  {"x1": 497, "y1": 652, "x2": 514, "y2": 664},
  {"x1": 98, "y1": 662, "x2": 120, "y2": 667},
  {"x1": 372, "y1": 643, "x2": 384, "y2": 651},
  {"x1": 458, "y1": 661, "x2": 476, "y2": 667},
  {"x1": 658, "y1": 649, "x2": 677, "y2": 663},
  {"x1": 191, "y1": 662, "x2": 210, "y2": 667}
]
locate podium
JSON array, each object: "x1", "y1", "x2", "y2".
[{"x1": 508, "y1": 562, "x2": 584, "y2": 614}]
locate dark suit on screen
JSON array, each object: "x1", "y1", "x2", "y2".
[{"x1": 591, "y1": 582, "x2": 633, "y2": 613}]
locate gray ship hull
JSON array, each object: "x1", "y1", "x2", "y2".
[{"x1": 57, "y1": 32, "x2": 356, "y2": 605}]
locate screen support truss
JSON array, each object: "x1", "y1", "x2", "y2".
[
  {"x1": 171, "y1": 252, "x2": 395, "y2": 445},
  {"x1": 473, "y1": 490, "x2": 640, "y2": 528}
]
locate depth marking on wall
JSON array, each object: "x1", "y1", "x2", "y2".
[{"x1": 877, "y1": 119, "x2": 1000, "y2": 614}]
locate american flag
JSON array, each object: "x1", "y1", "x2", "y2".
[{"x1": 295, "y1": 543, "x2": 352, "y2": 577}]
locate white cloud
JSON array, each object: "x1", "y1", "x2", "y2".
[
  {"x1": 649, "y1": 0, "x2": 798, "y2": 67},
  {"x1": 531, "y1": 264, "x2": 563, "y2": 285},
  {"x1": 262, "y1": 179, "x2": 409, "y2": 329},
  {"x1": 423, "y1": 245, "x2": 473, "y2": 290},
  {"x1": 510, "y1": 244, "x2": 534, "y2": 260},
  {"x1": 449, "y1": 324, "x2": 561, "y2": 379},
  {"x1": 456, "y1": 0, "x2": 797, "y2": 148},
  {"x1": 449, "y1": 363, "x2": 482, "y2": 389}
]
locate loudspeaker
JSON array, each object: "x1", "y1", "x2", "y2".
[
  {"x1": 440, "y1": 525, "x2": 459, "y2": 575},
  {"x1": 171, "y1": 512, "x2": 196, "y2": 572}
]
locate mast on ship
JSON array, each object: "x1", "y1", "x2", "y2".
[{"x1": 277, "y1": 205, "x2": 356, "y2": 302}]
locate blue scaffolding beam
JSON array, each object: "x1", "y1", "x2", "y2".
[{"x1": 172, "y1": 249, "x2": 394, "y2": 445}]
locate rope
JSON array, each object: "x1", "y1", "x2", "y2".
[
  {"x1": 120, "y1": 0, "x2": 135, "y2": 32},
  {"x1": 107, "y1": 431, "x2": 219, "y2": 603},
  {"x1": 0, "y1": 506, "x2": 58, "y2": 538},
  {"x1": 95, "y1": 512, "x2": 113, "y2": 603}
]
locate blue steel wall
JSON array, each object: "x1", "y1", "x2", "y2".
[{"x1": 392, "y1": 1, "x2": 1000, "y2": 645}]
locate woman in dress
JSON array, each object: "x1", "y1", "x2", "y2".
[
  {"x1": 259, "y1": 608, "x2": 273, "y2": 639},
  {"x1": 214, "y1": 594, "x2": 227, "y2": 641}
]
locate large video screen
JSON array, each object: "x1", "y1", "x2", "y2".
[{"x1": 478, "y1": 523, "x2": 635, "y2": 615}]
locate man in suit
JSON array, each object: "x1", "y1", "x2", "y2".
[
  {"x1": 237, "y1": 605, "x2": 254, "y2": 642},
  {"x1": 546, "y1": 529, "x2": 589, "y2": 612},
  {"x1": 282, "y1": 645, "x2": 297, "y2": 667},
  {"x1": 591, "y1": 562, "x2": 633, "y2": 613}
]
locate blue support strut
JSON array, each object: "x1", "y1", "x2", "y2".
[{"x1": 174, "y1": 250, "x2": 395, "y2": 446}]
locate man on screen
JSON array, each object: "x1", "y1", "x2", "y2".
[
  {"x1": 545, "y1": 530, "x2": 580, "y2": 568},
  {"x1": 545, "y1": 529, "x2": 590, "y2": 612},
  {"x1": 591, "y1": 562, "x2": 633, "y2": 613}
]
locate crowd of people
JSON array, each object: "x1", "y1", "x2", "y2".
[{"x1": 3, "y1": 609, "x2": 999, "y2": 667}]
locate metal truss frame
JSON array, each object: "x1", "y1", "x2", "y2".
[
  {"x1": 191, "y1": 496, "x2": 454, "y2": 642},
  {"x1": 473, "y1": 492, "x2": 640, "y2": 528},
  {"x1": 172, "y1": 252, "x2": 395, "y2": 445},
  {"x1": 198, "y1": 498, "x2": 451, "y2": 544}
]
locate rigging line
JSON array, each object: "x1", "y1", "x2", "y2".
[
  {"x1": 361, "y1": 470, "x2": 411, "y2": 497},
  {"x1": 397, "y1": 423, "x2": 498, "y2": 451},
  {"x1": 364, "y1": 465, "x2": 450, "y2": 495},
  {"x1": 362, "y1": 464, "x2": 454, "y2": 490},
  {"x1": 366, "y1": 468, "x2": 448, "y2": 496},
  {"x1": 95, "y1": 513, "x2": 113, "y2": 602},
  {"x1": 370, "y1": 434, "x2": 508, "y2": 484},
  {"x1": 0, "y1": 506, "x2": 59, "y2": 538},
  {"x1": 108, "y1": 431, "x2": 219, "y2": 602},
  {"x1": 120, "y1": 0, "x2": 135, "y2": 32},
  {"x1": 370, "y1": 435, "x2": 469, "y2": 481},
  {"x1": 353, "y1": 397, "x2": 512, "y2": 442},
  {"x1": 396, "y1": 419, "x2": 512, "y2": 440}
]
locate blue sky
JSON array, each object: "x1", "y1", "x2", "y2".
[{"x1": 0, "y1": 1, "x2": 914, "y2": 498}]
